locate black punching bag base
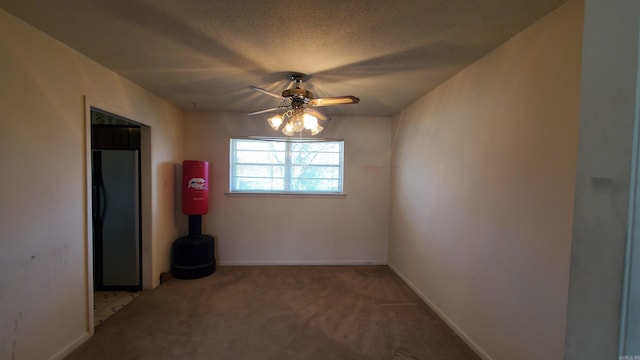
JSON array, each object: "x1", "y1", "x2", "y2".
[{"x1": 171, "y1": 235, "x2": 216, "y2": 280}]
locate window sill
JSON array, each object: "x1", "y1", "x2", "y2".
[{"x1": 225, "y1": 192, "x2": 347, "y2": 198}]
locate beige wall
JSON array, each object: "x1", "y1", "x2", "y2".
[
  {"x1": 183, "y1": 112, "x2": 390, "y2": 265},
  {"x1": 0, "y1": 9, "x2": 184, "y2": 360},
  {"x1": 388, "y1": 1, "x2": 583, "y2": 359}
]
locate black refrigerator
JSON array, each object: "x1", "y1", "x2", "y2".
[{"x1": 92, "y1": 149, "x2": 141, "y2": 291}]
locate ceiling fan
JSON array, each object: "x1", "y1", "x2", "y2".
[{"x1": 248, "y1": 72, "x2": 360, "y2": 136}]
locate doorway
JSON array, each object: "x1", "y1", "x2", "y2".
[
  {"x1": 90, "y1": 108, "x2": 143, "y2": 325},
  {"x1": 84, "y1": 99, "x2": 152, "y2": 330},
  {"x1": 91, "y1": 108, "x2": 142, "y2": 291}
]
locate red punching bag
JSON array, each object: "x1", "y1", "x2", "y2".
[{"x1": 182, "y1": 160, "x2": 209, "y2": 215}]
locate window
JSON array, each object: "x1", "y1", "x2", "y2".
[{"x1": 230, "y1": 138, "x2": 344, "y2": 194}]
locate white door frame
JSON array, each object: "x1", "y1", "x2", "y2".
[{"x1": 619, "y1": 35, "x2": 640, "y2": 356}]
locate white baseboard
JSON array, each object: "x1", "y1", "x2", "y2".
[
  {"x1": 388, "y1": 263, "x2": 494, "y2": 360},
  {"x1": 48, "y1": 331, "x2": 91, "y2": 360},
  {"x1": 217, "y1": 260, "x2": 388, "y2": 266}
]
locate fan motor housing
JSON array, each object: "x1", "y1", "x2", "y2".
[{"x1": 282, "y1": 88, "x2": 314, "y2": 101}]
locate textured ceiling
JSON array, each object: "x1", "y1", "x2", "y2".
[{"x1": 0, "y1": 0, "x2": 566, "y2": 116}]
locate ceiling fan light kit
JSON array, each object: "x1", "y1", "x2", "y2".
[{"x1": 249, "y1": 72, "x2": 359, "y2": 137}]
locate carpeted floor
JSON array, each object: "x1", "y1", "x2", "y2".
[{"x1": 65, "y1": 266, "x2": 479, "y2": 360}]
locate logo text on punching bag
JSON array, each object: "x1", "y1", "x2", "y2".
[{"x1": 187, "y1": 178, "x2": 207, "y2": 190}]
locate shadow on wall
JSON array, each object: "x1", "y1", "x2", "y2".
[
  {"x1": 174, "y1": 162, "x2": 185, "y2": 235},
  {"x1": 155, "y1": 161, "x2": 180, "y2": 242}
]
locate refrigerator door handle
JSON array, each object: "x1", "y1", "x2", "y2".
[
  {"x1": 92, "y1": 183, "x2": 107, "y2": 219},
  {"x1": 100, "y1": 183, "x2": 108, "y2": 218},
  {"x1": 92, "y1": 184, "x2": 98, "y2": 218}
]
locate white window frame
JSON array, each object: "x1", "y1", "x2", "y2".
[{"x1": 228, "y1": 137, "x2": 345, "y2": 195}]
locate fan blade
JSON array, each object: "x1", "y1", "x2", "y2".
[
  {"x1": 249, "y1": 86, "x2": 283, "y2": 99},
  {"x1": 305, "y1": 108, "x2": 330, "y2": 122},
  {"x1": 248, "y1": 106, "x2": 288, "y2": 116},
  {"x1": 309, "y1": 96, "x2": 360, "y2": 107}
]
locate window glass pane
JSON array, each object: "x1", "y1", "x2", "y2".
[
  {"x1": 289, "y1": 179, "x2": 340, "y2": 192},
  {"x1": 235, "y1": 150, "x2": 285, "y2": 164},
  {"x1": 290, "y1": 152, "x2": 340, "y2": 165},
  {"x1": 235, "y1": 140, "x2": 286, "y2": 151},
  {"x1": 235, "y1": 165, "x2": 285, "y2": 178},
  {"x1": 290, "y1": 142, "x2": 340, "y2": 152},
  {"x1": 290, "y1": 165, "x2": 340, "y2": 179},
  {"x1": 234, "y1": 178, "x2": 284, "y2": 191}
]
